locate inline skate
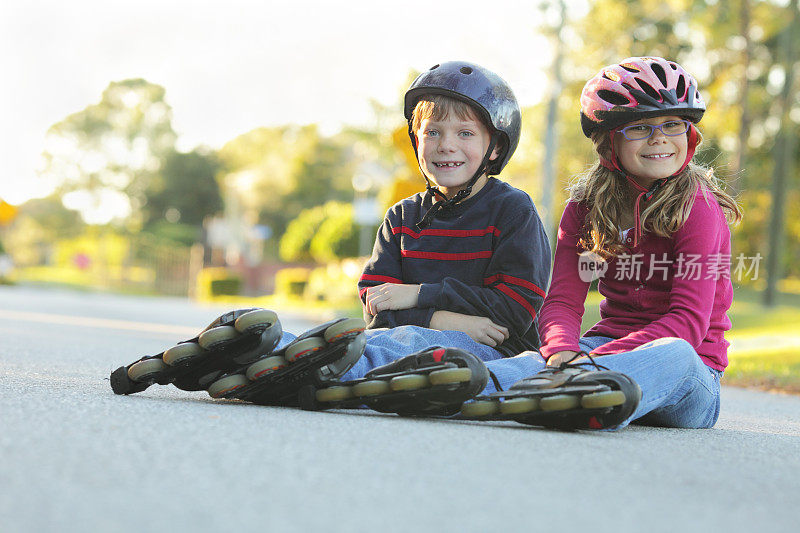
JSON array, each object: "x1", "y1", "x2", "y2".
[
  {"x1": 206, "y1": 317, "x2": 366, "y2": 406},
  {"x1": 460, "y1": 355, "x2": 642, "y2": 430},
  {"x1": 110, "y1": 308, "x2": 282, "y2": 395},
  {"x1": 300, "y1": 347, "x2": 488, "y2": 416}
]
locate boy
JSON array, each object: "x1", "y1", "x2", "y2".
[
  {"x1": 342, "y1": 61, "x2": 551, "y2": 379},
  {"x1": 110, "y1": 61, "x2": 550, "y2": 408}
]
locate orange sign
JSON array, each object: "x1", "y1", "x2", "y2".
[{"x1": 0, "y1": 199, "x2": 18, "y2": 225}]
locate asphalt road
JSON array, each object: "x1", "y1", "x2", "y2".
[{"x1": 1, "y1": 285, "x2": 799, "y2": 533}]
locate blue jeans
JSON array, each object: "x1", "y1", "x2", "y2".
[{"x1": 277, "y1": 325, "x2": 545, "y2": 393}]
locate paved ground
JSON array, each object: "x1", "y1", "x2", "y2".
[{"x1": 1, "y1": 285, "x2": 798, "y2": 533}]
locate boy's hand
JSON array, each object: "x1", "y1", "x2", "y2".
[
  {"x1": 430, "y1": 310, "x2": 509, "y2": 348},
  {"x1": 365, "y1": 283, "x2": 420, "y2": 315}
]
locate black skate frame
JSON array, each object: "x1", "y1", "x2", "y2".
[
  {"x1": 300, "y1": 361, "x2": 475, "y2": 416},
  {"x1": 217, "y1": 322, "x2": 365, "y2": 406},
  {"x1": 110, "y1": 318, "x2": 280, "y2": 395}
]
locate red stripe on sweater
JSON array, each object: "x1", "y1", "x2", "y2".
[
  {"x1": 484, "y1": 274, "x2": 546, "y2": 298},
  {"x1": 392, "y1": 226, "x2": 501, "y2": 239},
  {"x1": 401, "y1": 250, "x2": 493, "y2": 261},
  {"x1": 496, "y1": 283, "x2": 537, "y2": 321},
  {"x1": 360, "y1": 274, "x2": 403, "y2": 284}
]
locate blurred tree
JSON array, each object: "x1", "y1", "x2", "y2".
[
  {"x1": 143, "y1": 148, "x2": 223, "y2": 231},
  {"x1": 279, "y1": 203, "x2": 330, "y2": 263},
  {"x1": 279, "y1": 201, "x2": 362, "y2": 263},
  {"x1": 218, "y1": 125, "x2": 356, "y2": 251},
  {"x1": 764, "y1": 0, "x2": 799, "y2": 305},
  {"x1": 2, "y1": 195, "x2": 84, "y2": 265},
  {"x1": 40, "y1": 79, "x2": 177, "y2": 227}
]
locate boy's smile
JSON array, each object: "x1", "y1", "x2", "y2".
[
  {"x1": 417, "y1": 113, "x2": 499, "y2": 199},
  {"x1": 613, "y1": 115, "x2": 688, "y2": 188}
]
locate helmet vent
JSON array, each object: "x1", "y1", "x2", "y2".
[
  {"x1": 460, "y1": 66, "x2": 473, "y2": 75},
  {"x1": 676, "y1": 75, "x2": 686, "y2": 99},
  {"x1": 597, "y1": 89, "x2": 630, "y2": 106},
  {"x1": 636, "y1": 78, "x2": 662, "y2": 101},
  {"x1": 651, "y1": 63, "x2": 668, "y2": 87},
  {"x1": 669, "y1": 62, "x2": 679, "y2": 70},
  {"x1": 621, "y1": 64, "x2": 640, "y2": 73},
  {"x1": 430, "y1": 64, "x2": 440, "y2": 70}
]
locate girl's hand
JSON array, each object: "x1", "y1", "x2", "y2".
[
  {"x1": 430, "y1": 310, "x2": 510, "y2": 347},
  {"x1": 546, "y1": 350, "x2": 581, "y2": 367},
  {"x1": 365, "y1": 283, "x2": 420, "y2": 315}
]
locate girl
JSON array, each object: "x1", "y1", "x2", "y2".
[{"x1": 536, "y1": 56, "x2": 742, "y2": 429}]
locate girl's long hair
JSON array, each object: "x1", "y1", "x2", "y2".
[{"x1": 569, "y1": 129, "x2": 742, "y2": 259}]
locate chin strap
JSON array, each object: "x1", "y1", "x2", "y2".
[
  {"x1": 416, "y1": 134, "x2": 499, "y2": 229},
  {"x1": 600, "y1": 124, "x2": 698, "y2": 248}
]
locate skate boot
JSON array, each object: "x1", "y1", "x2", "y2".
[
  {"x1": 206, "y1": 317, "x2": 367, "y2": 406},
  {"x1": 110, "y1": 308, "x2": 282, "y2": 395},
  {"x1": 300, "y1": 347, "x2": 489, "y2": 416},
  {"x1": 460, "y1": 354, "x2": 641, "y2": 430}
]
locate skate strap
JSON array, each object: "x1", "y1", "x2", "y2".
[
  {"x1": 487, "y1": 370, "x2": 504, "y2": 393},
  {"x1": 559, "y1": 351, "x2": 609, "y2": 372}
]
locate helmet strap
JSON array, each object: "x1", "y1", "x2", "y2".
[{"x1": 417, "y1": 133, "x2": 499, "y2": 229}]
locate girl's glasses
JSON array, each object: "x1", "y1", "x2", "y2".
[{"x1": 619, "y1": 119, "x2": 691, "y2": 140}]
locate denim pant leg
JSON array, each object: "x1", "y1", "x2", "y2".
[
  {"x1": 579, "y1": 336, "x2": 722, "y2": 429},
  {"x1": 340, "y1": 325, "x2": 506, "y2": 381}
]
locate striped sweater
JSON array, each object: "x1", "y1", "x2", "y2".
[{"x1": 358, "y1": 177, "x2": 551, "y2": 356}]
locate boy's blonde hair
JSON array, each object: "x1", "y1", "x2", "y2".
[
  {"x1": 410, "y1": 94, "x2": 505, "y2": 170},
  {"x1": 569, "y1": 129, "x2": 742, "y2": 259},
  {"x1": 410, "y1": 93, "x2": 488, "y2": 133}
]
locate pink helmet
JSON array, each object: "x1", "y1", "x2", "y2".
[{"x1": 580, "y1": 57, "x2": 705, "y2": 137}]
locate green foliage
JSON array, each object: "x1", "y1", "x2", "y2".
[
  {"x1": 144, "y1": 149, "x2": 223, "y2": 229},
  {"x1": 217, "y1": 125, "x2": 357, "y2": 244},
  {"x1": 143, "y1": 221, "x2": 201, "y2": 247},
  {"x1": 274, "y1": 267, "x2": 312, "y2": 297},
  {"x1": 279, "y1": 204, "x2": 329, "y2": 262},
  {"x1": 196, "y1": 267, "x2": 242, "y2": 298},
  {"x1": 309, "y1": 203, "x2": 361, "y2": 263},
  {"x1": 279, "y1": 201, "x2": 361, "y2": 263},
  {"x1": 41, "y1": 78, "x2": 177, "y2": 226}
]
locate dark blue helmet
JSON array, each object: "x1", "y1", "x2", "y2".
[{"x1": 404, "y1": 61, "x2": 521, "y2": 175}]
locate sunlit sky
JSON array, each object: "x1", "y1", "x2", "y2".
[{"x1": 0, "y1": 0, "x2": 581, "y2": 205}]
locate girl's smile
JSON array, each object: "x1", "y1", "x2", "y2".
[{"x1": 614, "y1": 115, "x2": 688, "y2": 188}]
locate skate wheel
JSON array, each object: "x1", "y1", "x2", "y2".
[
  {"x1": 323, "y1": 318, "x2": 366, "y2": 343},
  {"x1": 429, "y1": 367, "x2": 472, "y2": 386},
  {"x1": 390, "y1": 374, "x2": 429, "y2": 391},
  {"x1": 208, "y1": 374, "x2": 249, "y2": 398},
  {"x1": 234, "y1": 309, "x2": 278, "y2": 333},
  {"x1": 245, "y1": 355, "x2": 287, "y2": 381},
  {"x1": 499, "y1": 397, "x2": 539, "y2": 415},
  {"x1": 198, "y1": 325, "x2": 239, "y2": 349},
  {"x1": 581, "y1": 390, "x2": 626, "y2": 409},
  {"x1": 128, "y1": 358, "x2": 168, "y2": 382},
  {"x1": 163, "y1": 342, "x2": 204, "y2": 366},
  {"x1": 461, "y1": 400, "x2": 499, "y2": 418},
  {"x1": 540, "y1": 394, "x2": 580, "y2": 411},
  {"x1": 316, "y1": 386, "x2": 354, "y2": 403},
  {"x1": 353, "y1": 380, "x2": 390, "y2": 397},
  {"x1": 285, "y1": 337, "x2": 326, "y2": 361}
]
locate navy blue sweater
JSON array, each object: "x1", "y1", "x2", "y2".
[{"x1": 358, "y1": 178, "x2": 551, "y2": 356}]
